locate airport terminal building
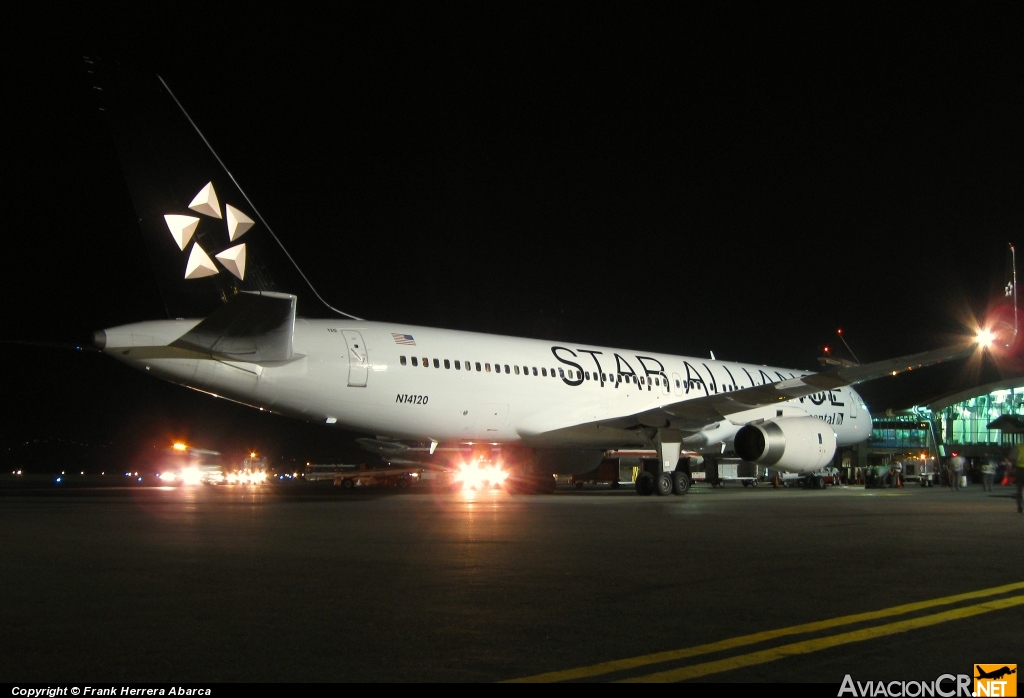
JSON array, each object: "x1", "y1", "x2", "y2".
[{"x1": 852, "y1": 377, "x2": 1024, "y2": 483}]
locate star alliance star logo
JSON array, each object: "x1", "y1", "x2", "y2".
[{"x1": 163, "y1": 182, "x2": 254, "y2": 280}]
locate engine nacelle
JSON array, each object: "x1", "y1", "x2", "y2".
[{"x1": 733, "y1": 417, "x2": 837, "y2": 473}]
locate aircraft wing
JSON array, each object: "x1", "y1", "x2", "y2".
[{"x1": 592, "y1": 341, "x2": 977, "y2": 433}]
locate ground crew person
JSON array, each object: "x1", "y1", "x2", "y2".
[
  {"x1": 948, "y1": 454, "x2": 965, "y2": 491},
  {"x1": 1015, "y1": 447, "x2": 1024, "y2": 513}
]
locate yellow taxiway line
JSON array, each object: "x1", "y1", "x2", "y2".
[{"x1": 508, "y1": 581, "x2": 1024, "y2": 683}]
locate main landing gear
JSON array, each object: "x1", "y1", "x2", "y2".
[{"x1": 635, "y1": 460, "x2": 690, "y2": 496}]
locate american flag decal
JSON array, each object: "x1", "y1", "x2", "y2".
[{"x1": 392, "y1": 333, "x2": 416, "y2": 346}]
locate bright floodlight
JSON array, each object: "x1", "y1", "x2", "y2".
[{"x1": 976, "y1": 327, "x2": 996, "y2": 348}]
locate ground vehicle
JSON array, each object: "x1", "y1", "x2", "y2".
[
  {"x1": 336, "y1": 468, "x2": 421, "y2": 489},
  {"x1": 567, "y1": 459, "x2": 631, "y2": 489},
  {"x1": 699, "y1": 459, "x2": 763, "y2": 488},
  {"x1": 771, "y1": 466, "x2": 839, "y2": 489},
  {"x1": 901, "y1": 458, "x2": 936, "y2": 487},
  {"x1": 305, "y1": 464, "x2": 421, "y2": 489},
  {"x1": 863, "y1": 464, "x2": 900, "y2": 488}
]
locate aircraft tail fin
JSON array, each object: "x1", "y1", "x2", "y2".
[{"x1": 88, "y1": 57, "x2": 358, "y2": 321}]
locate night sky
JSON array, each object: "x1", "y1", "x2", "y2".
[{"x1": 5, "y1": 8, "x2": 1024, "y2": 469}]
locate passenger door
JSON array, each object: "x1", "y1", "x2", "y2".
[{"x1": 343, "y1": 330, "x2": 368, "y2": 387}]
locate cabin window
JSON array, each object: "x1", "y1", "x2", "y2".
[
  {"x1": 400, "y1": 356, "x2": 407, "y2": 366},
  {"x1": 475, "y1": 362, "x2": 481, "y2": 372},
  {"x1": 542, "y1": 368, "x2": 547, "y2": 377},
  {"x1": 454, "y1": 360, "x2": 461, "y2": 370},
  {"x1": 433, "y1": 358, "x2": 440, "y2": 368},
  {"x1": 514, "y1": 366, "x2": 520, "y2": 375},
  {"x1": 422, "y1": 357, "x2": 428, "y2": 367},
  {"x1": 504, "y1": 364, "x2": 510, "y2": 374},
  {"x1": 485, "y1": 363, "x2": 491, "y2": 372},
  {"x1": 532, "y1": 367, "x2": 537, "y2": 376},
  {"x1": 584, "y1": 371, "x2": 590, "y2": 380},
  {"x1": 444, "y1": 359, "x2": 450, "y2": 369}
]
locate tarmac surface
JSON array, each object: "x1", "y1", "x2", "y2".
[{"x1": 1, "y1": 478, "x2": 1021, "y2": 684}]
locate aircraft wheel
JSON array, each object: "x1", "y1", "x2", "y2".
[
  {"x1": 672, "y1": 471, "x2": 691, "y2": 495},
  {"x1": 816, "y1": 476, "x2": 826, "y2": 490},
  {"x1": 574, "y1": 480, "x2": 584, "y2": 490},
  {"x1": 654, "y1": 472, "x2": 673, "y2": 496},
  {"x1": 635, "y1": 472, "x2": 654, "y2": 496},
  {"x1": 751, "y1": 479, "x2": 759, "y2": 488},
  {"x1": 341, "y1": 478, "x2": 355, "y2": 490},
  {"x1": 742, "y1": 480, "x2": 750, "y2": 488}
]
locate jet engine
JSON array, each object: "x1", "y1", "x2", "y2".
[{"x1": 733, "y1": 417, "x2": 836, "y2": 473}]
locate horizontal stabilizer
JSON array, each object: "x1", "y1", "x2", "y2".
[{"x1": 170, "y1": 291, "x2": 296, "y2": 362}]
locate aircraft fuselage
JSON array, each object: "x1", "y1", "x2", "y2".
[{"x1": 97, "y1": 318, "x2": 872, "y2": 469}]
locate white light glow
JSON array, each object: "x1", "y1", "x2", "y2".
[
  {"x1": 453, "y1": 459, "x2": 508, "y2": 490},
  {"x1": 976, "y1": 327, "x2": 996, "y2": 349}
]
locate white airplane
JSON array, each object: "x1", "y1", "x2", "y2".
[{"x1": 88, "y1": 60, "x2": 983, "y2": 495}]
